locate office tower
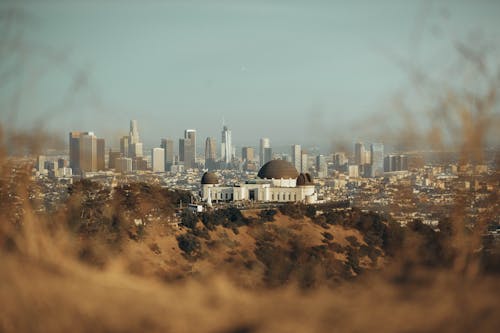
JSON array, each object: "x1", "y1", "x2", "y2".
[
  {"x1": 70, "y1": 132, "x2": 97, "y2": 173},
  {"x1": 129, "y1": 120, "x2": 140, "y2": 144},
  {"x1": 291, "y1": 144, "x2": 301, "y2": 172},
  {"x1": 333, "y1": 152, "x2": 347, "y2": 170},
  {"x1": 97, "y1": 138, "x2": 105, "y2": 171},
  {"x1": 316, "y1": 154, "x2": 327, "y2": 178},
  {"x1": 260, "y1": 138, "x2": 270, "y2": 166},
  {"x1": 384, "y1": 154, "x2": 409, "y2": 172},
  {"x1": 108, "y1": 150, "x2": 122, "y2": 170},
  {"x1": 242, "y1": 147, "x2": 256, "y2": 171},
  {"x1": 401, "y1": 155, "x2": 408, "y2": 170},
  {"x1": 129, "y1": 142, "x2": 143, "y2": 158},
  {"x1": 151, "y1": 148, "x2": 165, "y2": 172},
  {"x1": 364, "y1": 150, "x2": 371, "y2": 166},
  {"x1": 36, "y1": 155, "x2": 46, "y2": 172},
  {"x1": 69, "y1": 131, "x2": 82, "y2": 173},
  {"x1": 180, "y1": 129, "x2": 196, "y2": 169},
  {"x1": 133, "y1": 157, "x2": 148, "y2": 171},
  {"x1": 69, "y1": 131, "x2": 103, "y2": 174},
  {"x1": 179, "y1": 139, "x2": 185, "y2": 163},
  {"x1": 205, "y1": 137, "x2": 217, "y2": 170},
  {"x1": 160, "y1": 138, "x2": 174, "y2": 171},
  {"x1": 116, "y1": 157, "x2": 132, "y2": 173},
  {"x1": 120, "y1": 136, "x2": 129, "y2": 157},
  {"x1": 79, "y1": 132, "x2": 97, "y2": 173},
  {"x1": 128, "y1": 120, "x2": 143, "y2": 158},
  {"x1": 354, "y1": 142, "x2": 365, "y2": 165},
  {"x1": 241, "y1": 147, "x2": 254, "y2": 161},
  {"x1": 370, "y1": 143, "x2": 384, "y2": 177},
  {"x1": 384, "y1": 156, "x2": 391, "y2": 173},
  {"x1": 221, "y1": 125, "x2": 232, "y2": 164},
  {"x1": 57, "y1": 158, "x2": 68, "y2": 169},
  {"x1": 348, "y1": 165, "x2": 360, "y2": 178},
  {"x1": 301, "y1": 151, "x2": 308, "y2": 173}
]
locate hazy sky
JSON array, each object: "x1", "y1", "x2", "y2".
[{"x1": 1, "y1": 0, "x2": 499, "y2": 150}]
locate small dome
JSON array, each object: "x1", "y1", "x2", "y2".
[
  {"x1": 296, "y1": 173, "x2": 314, "y2": 186},
  {"x1": 201, "y1": 171, "x2": 218, "y2": 184},
  {"x1": 258, "y1": 159, "x2": 299, "y2": 179}
]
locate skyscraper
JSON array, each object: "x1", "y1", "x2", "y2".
[
  {"x1": 120, "y1": 136, "x2": 129, "y2": 157},
  {"x1": 291, "y1": 144, "x2": 301, "y2": 172},
  {"x1": 108, "y1": 150, "x2": 122, "y2": 170},
  {"x1": 69, "y1": 131, "x2": 104, "y2": 174},
  {"x1": 128, "y1": 120, "x2": 143, "y2": 158},
  {"x1": 370, "y1": 143, "x2": 384, "y2": 177},
  {"x1": 354, "y1": 142, "x2": 365, "y2": 165},
  {"x1": 301, "y1": 151, "x2": 308, "y2": 173},
  {"x1": 260, "y1": 138, "x2": 271, "y2": 166},
  {"x1": 160, "y1": 138, "x2": 174, "y2": 171},
  {"x1": 80, "y1": 132, "x2": 97, "y2": 173},
  {"x1": 69, "y1": 131, "x2": 81, "y2": 173},
  {"x1": 205, "y1": 137, "x2": 217, "y2": 170},
  {"x1": 151, "y1": 148, "x2": 165, "y2": 172},
  {"x1": 221, "y1": 125, "x2": 232, "y2": 164},
  {"x1": 129, "y1": 120, "x2": 140, "y2": 144},
  {"x1": 181, "y1": 129, "x2": 196, "y2": 169},
  {"x1": 316, "y1": 154, "x2": 327, "y2": 177},
  {"x1": 241, "y1": 147, "x2": 254, "y2": 161},
  {"x1": 97, "y1": 138, "x2": 105, "y2": 171}
]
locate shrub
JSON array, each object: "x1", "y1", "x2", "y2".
[
  {"x1": 180, "y1": 209, "x2": 198, "y2": 229},
  {"x1": 259, "y1": 209, "x2": 277, "y2": 222},
  {"x1": 176, "y1": 233, "x2": 201, "y2": 256}
]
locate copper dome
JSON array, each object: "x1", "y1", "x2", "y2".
[
  {"x1": 258, "y1": 159, "x2": 299, "y2": 179},
  {"x1": 201, "y1": 171, "x2": 218, "y2": 184},
  {"x1": 296, "y1": 173, "x2": 314, "y2": 186}
]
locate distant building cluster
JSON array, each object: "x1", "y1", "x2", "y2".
[{"x1": 44, "y1": 120, "x2": 415, "y2": 183}]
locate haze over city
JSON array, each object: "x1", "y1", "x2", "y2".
[{"x1": 2, "y1": 0, "x2": 500, "y2": 149}]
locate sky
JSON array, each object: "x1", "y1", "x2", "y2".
[{"x1": 1, "y1": 0, "x2": 499, "y2": 152}]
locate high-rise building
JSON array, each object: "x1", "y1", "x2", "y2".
[
  {"x1": 384, "y1": 154, "x2": 409, "y2": 172},
  {"x1": 370, "y1": 143, "x2": 384, "y2": 177},
  {"x1": 180, "y1": 129, "x2": 196, "y2": 169},
  {"x1": 69, "y1": 131, "x2": 82, "y2": 173},
  {"x1": 221, "y1": 125, "x2": 232, "y2": 164},
  {"x1": 348, "y1": 165, "x2": 360, "y2": 178},
  {"x1": 36, "y1": 155, "x2": 47, "y2": 173},
  {"x1": 151, "y1": 148, "x2": 165, "y2": 172},
  {"x1": 316, "y1": 154, "x2": 327, "y2": 178},
  {"x1": 97, "y1": 138, "x2": 105, "y2": 171},
  {"x1": 205, "y1": 137, "x2": 217, "y2": 170},
  {"x1": 241, "y1": 147, "x2": 257, "y2": 171},
  {"x1": 128, "y1": 120, "x2": 143, "y2": 158},
  {"x1": 57, "y1": 158, "x2": 68, "y2": 169},
  {"x1": 333, "y1": 152, "x2": 347, "y2": 170},
  {"x1": 129, "y1": 120, "x2": 140, "y2": 144},
  {"x1": 301, "y1": 151, "x2": 308, "y2": 173},
  {"x1": 354, "y1": 142, "x2": 365, "y2": 165},
  {"x1": 115, "y1": 157, "x2": 132, "y2": 173},
  {"x1": 179, "y1": 139, "x2": 185, "y2": 164},
  {"x1": 108, "y1": 150, "x2": 122, "y2": 170},
  {"x1": 132, "y1": 157, "x2": 148, "y2": 171},
  {"x1": 291, "y1": 144, "x2": 301, "y2": 172},
  {"x1": 160, "y1": 138, "x2": 174, "y2": 171},
  {"x1": 120, "y1": 136, "x2": 129, "y2": 157},
  {"x1": 69, "y1": 131, "x2": 105, "y2": 174},
  {"x1": 80, "y1": 132, "x2": 97, "y2": 173},
  {"x1": 260, "y1": 138, "x2": 271, "y2": 166},
  {"x1": 242, "y1": 147, "x2": 254, "y2": 161}
]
